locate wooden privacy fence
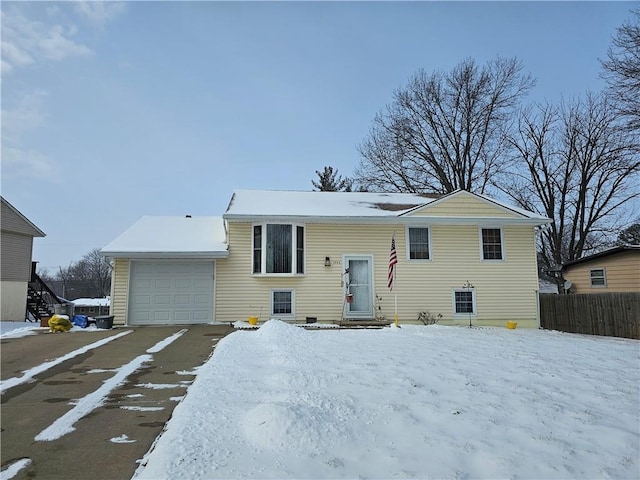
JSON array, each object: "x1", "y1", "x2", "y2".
[{"x1": 539, "y1": 293, "x2": 640, "y2": 339}]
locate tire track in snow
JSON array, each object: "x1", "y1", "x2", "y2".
[
  {"x1": 0, "y1": 330, "x2": 133, "y2": 394},
  {"x1": 35, "y1": 329, "x2": 189, "y2": 441}
]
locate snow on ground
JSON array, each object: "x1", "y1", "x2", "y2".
[
  {"x1": 0, "y1": 331, "x2": 133, "y2": 394},
  {"x1": 0, "y1": 321, "x2": 120, "y2": 340},
  {"x1": 135, "y1": 321, "x2": 639, "y2": 480},
  {"x1": 0, "y1": 322, "x2": 40, "y2": 339}
]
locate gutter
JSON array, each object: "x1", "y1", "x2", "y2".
[
  {"x1": 223, "y1": 215, "x2": 552, "y2": 227},
  {"x1": 99, "y1": 251, "x2": 229, "y2": 259}
]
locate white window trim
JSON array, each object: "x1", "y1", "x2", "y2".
[
  {"x1": 479, "y1": 226, "x2": 506, "y2": 262},
  {"x1": 252, "y1": 223, "x2": 305, "y2": 276},
  {"x1": 405, "y1": 226, "x2": 432, "y2": 262},
  {"x1": 452, "y1": 288, "x2": 477, "y2": 318},
  {"x1": 270, "y1": 288, "x2": 295, "y2": 319},
  {"x1": 590, "y1": 268, "x2": 607, "y2": 288}
]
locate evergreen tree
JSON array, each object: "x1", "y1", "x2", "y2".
[{"x1": 312, "y1": 166, "x2": 353, "y2": 191}]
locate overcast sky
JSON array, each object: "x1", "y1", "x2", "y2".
[{"x1": 1, "y1": 1, "x2": 635, "y2": 271}]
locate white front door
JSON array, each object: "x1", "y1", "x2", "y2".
[{"x1": 344, "y1": 255, "x2": 374, "y2": 319}]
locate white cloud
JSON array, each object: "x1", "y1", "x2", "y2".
[
  {"x1": 1, "y1": 90, "x2": 60, "y2": 183},
  {"x1": 1, "y1": 146, "x2": 61, "y2": 183},
  {"x1": 2, "y1": 90, "x2": 48, "y2": 143},
  {"x1": 38, "y1": 24, "x2": 92, "y2": 61},
  {"x1": 0, "y1": 8, "x2": 92, "y2": 74},
  {"x1": 73, "y1": 1, "x2": 126, "y2": 27}
]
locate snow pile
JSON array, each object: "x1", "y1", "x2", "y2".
[
  {"x1": 0, "y1": 322, "x2": 40, "y2": 339},
  {"x1": 135, "y1": 321, "x2": 639, "y2": 479}
]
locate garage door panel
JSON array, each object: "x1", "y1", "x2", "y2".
[
  {"x1": 134, "y1": 279, "x2": 153, "y2": 288},
  {"x1": 154, "y1": 311, "x2": 170, "y2": 322},
  {"x1": 133, "y1": 295, "x2": 151, "y2": 305},
  {"x1": 194, "y1": 294, "x2": 210, "y2": 305},
  {"x1": 175, "y1": 278, "x2": 191, "y2": 289},
  {"x1": 174, "y1": 311, "x2": 191, "y2": 322},
  {"x1": 128, "y1": 261, "x2": 214, "y2": 325},
  {"x1": 154, "y1": 295, "x2": 171, "y2": 305},
  {"x1": 193, "y1": 310, "x2": 210, "y2": 322},
  {"x1": 174, "y1": 294, "x2": 191, "y2": 305}
]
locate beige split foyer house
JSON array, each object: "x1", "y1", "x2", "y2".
[{"x1": 101, "y1": 189, "x2": 551, "y2": 328}]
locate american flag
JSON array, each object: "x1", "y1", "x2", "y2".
[{"x1": 388, "y1": 235, "x2": 397, "y2": 290}]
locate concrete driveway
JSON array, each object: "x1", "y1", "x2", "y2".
[{"x1": 1, "y1": 324, "x2": 234, "y2": 480}]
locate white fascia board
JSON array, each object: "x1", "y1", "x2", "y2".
[
  {"x1": 224, "y1": 215, "x2": 552, "y2": 227},
  {"x1": 99, "y1": 251, "x2": 229, "y2": 259}
]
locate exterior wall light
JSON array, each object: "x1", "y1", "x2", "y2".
[{"x1": 325, "y1": 257, "x2": 331, "y2": 267}]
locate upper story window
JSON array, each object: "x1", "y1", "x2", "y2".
[
  {"x1": 590, "y1": 268, "x2": 606, "y2": 287},
  {"x1": 407, "y1": 227, "x2": 431, "y2": 260},
  {"x1": 481, "y1": 227, "x2": 504, "y2": 260},
  {"x1": 253, "y1": 224, "x2": 304, "y2": 275}
]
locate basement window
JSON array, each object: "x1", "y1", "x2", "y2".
[
  {"x1": 271, "y1": 289, "x2": 295, "y2": 318},
  {"x1": 453, "y1": 289, "x2": 476, "y2": 316}
]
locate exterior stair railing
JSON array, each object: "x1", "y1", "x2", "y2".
[{"x1": 26, "y1": 262, "x2": 64, "y2": 322}]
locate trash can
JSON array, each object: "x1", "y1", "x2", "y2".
[
  {"x1": 95, "y1": 315, "x2": 114, "y2": 329},
  {"x1": 54, "y1": 303, "x2": 75, "y2": 318}
]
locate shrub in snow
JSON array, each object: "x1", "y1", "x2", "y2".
[{"x1": 417, "y1": 311, "x2": 442, "y2": 325}]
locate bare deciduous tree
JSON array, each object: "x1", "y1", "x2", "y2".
[
  {"x1": 601, "y1": 9, "x2": 640, "y2": 132},
  {"x1": 39, "y1": 249, "x2": 112, "y2": 299},
  {"x1": 355, "y1": 57, "x2": 534, "y2": 194},
  {"x1": 502, "y1": 92, "x2": 640, "y2": 282}
]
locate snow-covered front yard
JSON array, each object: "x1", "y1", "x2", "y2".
[{"x1": 134, "y1": 321, "x2": 639, "y2": 479}]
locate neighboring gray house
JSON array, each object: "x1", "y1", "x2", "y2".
[{"x1": 1, "y1": 197, "x2": 45, "y2": 321}]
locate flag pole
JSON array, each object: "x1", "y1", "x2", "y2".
[
  {"x1": 388, "y1": 232, "x2": 399, "y2": 328},
  {"x1": 394, "y1": 288, "x2": 398, "y2": 327}
]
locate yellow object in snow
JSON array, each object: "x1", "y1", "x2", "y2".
[
  {"x1": 507, "y1": 321, "x2": 518, "y2": 330},
  {"x1": 248, "y1": 316, "x2": 258, "y2": 325},
  {"x1": 48, "y1": 315, "x2": 73, "y2": 333}
]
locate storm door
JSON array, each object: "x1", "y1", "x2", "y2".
[{"x1": 344, "y1": 255, "x2": 374, "y2": 319}]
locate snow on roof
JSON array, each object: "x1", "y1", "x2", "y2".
[
  {"x1": 224, "y1": 190, "x2": 438, "y2": 218},
  {"x1": 72, "y1": 297, "x2": 110, "y2": 306},
  {"x1": 224, "y1": 189, "x2": 550, "y2": 223},
  {"x1": 100, "y1": 216, "x2": 227, "y2": 258}
]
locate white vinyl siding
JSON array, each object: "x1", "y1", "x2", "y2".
[
  {"x1": 110, "y1": 258, "x2": 129, "y2": 324},
  {"x1": 0, "y1": 231, "x2": 33, "y2": 281},
  {"x1": 215, "y1": 221, "x2": 540, "y2": 327}
]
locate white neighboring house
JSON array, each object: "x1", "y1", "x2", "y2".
[
  {"x1": 1, "y1": 197, "x2": 45, "y2": 322},
  {"x1": 72, "y1": 297, "x2": 111, "y2": 316}
]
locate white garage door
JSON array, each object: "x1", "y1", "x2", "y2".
[{"x1": 128, "y1": 260, "x2": 214, "y2": 325}]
